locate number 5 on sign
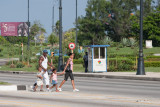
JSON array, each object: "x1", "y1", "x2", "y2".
[{"x1": 69, "y1": 43, "x2": 76, "y2": 53}]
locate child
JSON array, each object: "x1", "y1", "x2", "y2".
[
  {"x1": 50, "y1": 68, "x2": 64, "y2": 92},
  {"x1": 33, "y1": 67, "x2": 44, "y2": 92}
]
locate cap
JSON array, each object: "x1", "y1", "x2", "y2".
[{"x1": 43, "y1": 50, "x2": 48, "y2": 53}]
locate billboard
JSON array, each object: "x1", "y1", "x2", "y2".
[{"x1": 0, "y1": 22, "x2": 29, "y2": 36}]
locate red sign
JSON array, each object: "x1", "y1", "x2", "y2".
[
  {"x1": 68, "y1": 43, "x2": 76, "y2": 50},
  {"x1": 0, "y1": 22, "x2": 29, "y2": 36}
]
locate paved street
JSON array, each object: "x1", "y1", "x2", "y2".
[{"x1": 0, "y1": 73, "x2": 160, "y2": 107}]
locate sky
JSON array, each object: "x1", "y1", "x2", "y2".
[{"x1": 0, "y1": 0, "x2": 88, "y2": 36}]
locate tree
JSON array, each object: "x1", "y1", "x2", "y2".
[
  {"x1": 30, "y1": 21, "x2": 46, "y2": 41},
  {"x1": 130, "y1": 7, "x2": 160, "y2": 47},
  {"x1": 63, "y1": 28, "x2": 76, "y2": 53},
  {"x1": 78, "y1": 0, "x2": 109, "y2": 45},
  {"x1": 48, "y1": 33, "x2": 59, "y2": 46}
]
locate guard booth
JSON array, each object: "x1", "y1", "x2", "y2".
[{"x1": 86, "y1": 45, "x2": 110, "y2": 72}]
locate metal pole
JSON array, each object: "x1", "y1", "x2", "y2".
[
  {"x1": 52, "y1": 6, "x2": 54, "y2": 32},
  {"x1": 137, "y1": 0, "x2": 145, "y2": 75},
  {"x1": 27, "y1": 0, "x2": 30, "y2": 50},
  {"x1": 58, "y1": 0, "x2": 63, "y2": 71},
  {"x1": 75, "y1": 0, "x2": 78, "y2": 46}
]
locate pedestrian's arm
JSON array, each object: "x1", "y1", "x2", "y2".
[
  {"x1": 39, "y1": 56, "x2": 47, "y2": 72},
  {"x1": 47, "y1": 62, "x2": 54, "y2": 68},
  {"x1": 57, "y1": 72, "x2": 65, "y2": 75},
  {"x1": 50, "y1": 74, "x2": 53, "y2": 83}
]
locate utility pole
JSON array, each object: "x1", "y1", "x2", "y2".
[
  {"x1": 27, "y1": 0, "x2": 30, "y2": 50},
  {"x1": 52, "y1": 6, "x2": 54, "y2": 32},
  {"x1": 58, "y1": 0, "x2": 63, "y2": 72},
  {"x1": 75, "y1": 0, "x2": 78, "y2": 47},
  {"x1": 137, "y1": 0, "x2": 145, "y2": 75}
]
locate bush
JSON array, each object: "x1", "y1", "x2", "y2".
[
  {"x1": 16, "y1": 63, "x2": 25, "y2": 68},
  {"x1": 73, "y1": 58, "x2": 83, "y2": 64},
  {"x1": 0, "y1": 48, "x2": 3, "y2": 52},
  {"x1": 6, "y1": 60, "x2": 18, "y2": 65},
  {"x1": 144, "y1": 61, "x2": 160, "y2": 67},
  {"x1": 108, "y1": 58, "x2": 134, "y2": 71},
  {"x1": 0, "y1": 54, "x2": 3, "y2": 57}
]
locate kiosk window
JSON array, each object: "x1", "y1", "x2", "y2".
[
  {"x1": 100, "y1": 47, "x2": 105, "y2": 59},
  {"x1": 94, "y1": 47, "x2": 99, "y2": 59}
]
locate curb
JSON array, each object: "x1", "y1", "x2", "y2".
[
  {"x1": 0, "y1": 85, "x2": 27, "y2": 91},
  {"x1": 1, "y1": 71, "x2": 160, "y2": 81},
  {"x1": 73, "y1": 73, "x2": 160, "y2": 81}
]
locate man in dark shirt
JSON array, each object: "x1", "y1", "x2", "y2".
[{"x1": 83, "y1": 52, "x2": 88, "y2": 73}]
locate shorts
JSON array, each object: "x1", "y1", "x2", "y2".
[
  {"x1": 37, "y1": 79, "x2": 43, "y2": 86},
  {"x1": 64, "y1": 70, "x2": 74, "y2": 81},
  {"x1": 52, "y1": 80, "x2": 58, "y2": 85},
  {"x1": 41, "y1": 70, "x2": 50, "y2": 85}
]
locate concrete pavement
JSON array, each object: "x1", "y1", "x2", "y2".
[{"x1": 0, "y1": 73, "x2": 160, "y2": 107}]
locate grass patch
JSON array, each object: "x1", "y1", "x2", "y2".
[
  {"x1": 0, "y1": 81, "x2": 10, "y2": 85},
  {"x1": 108, "y1": 47, "x2": 160, "y2": 55}
]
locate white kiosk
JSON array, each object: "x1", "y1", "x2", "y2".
[{"x1": 86, "y1": 45, "x2": 110, "y2": 72}]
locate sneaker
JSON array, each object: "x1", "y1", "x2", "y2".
[
  {"x1": 73, "y1": 89, "x2": 79, "y2": 92},
  {"x1": 58, "y1": 88, "x2": 62, "y2": 92}
]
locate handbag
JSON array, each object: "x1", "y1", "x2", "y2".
[{"x1": 65, "y1": 64, "x2": 70, "y2": 72}]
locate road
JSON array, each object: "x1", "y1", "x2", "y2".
[{"x1": 0, "y1": 73, "x2": 160, "y2": 107}]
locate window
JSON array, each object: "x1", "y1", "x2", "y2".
[
  {"x1": 100, "y1": 47, "x2": 105, "y2": 59},
  {"x1": 94, "y1": 47, "x2": 99, "y2": 59}
]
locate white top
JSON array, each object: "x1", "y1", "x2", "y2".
[{"x1": 41, "y1": 55, "x2": 48, "y2": 69}]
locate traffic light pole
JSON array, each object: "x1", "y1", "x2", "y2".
[
  {"x1": 58, "y1": 0, "x2": 63, "y2": 72},
  {"x1": 137, "y1": 0, "x2": 145, "y2": 75}
]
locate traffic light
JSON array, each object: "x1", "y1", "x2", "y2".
[{"x1": 51, "y1": 52, "x2": 54, "y2": 57}]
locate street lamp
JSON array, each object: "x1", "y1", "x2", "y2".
[
  {"x1": 137, "y1": 0, "x2": 145, "y2": 75},
  {"x1": 75, "y1": 0, "x2": 78, "y2": 46},
  {"x1": 58, "y1": 0, "x2": 63, "y2": 72},
  {"x1": 27, "y1": 0, "x2": 30, "y2": 50}
]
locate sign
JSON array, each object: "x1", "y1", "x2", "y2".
[
  {"x1": 68, "y1": 43, "x2": 76, "y2": 50},
  {"x1": 146, "y1": 40, "x2": 152, "y2": 48},
  {"x1": 0, "y1": 22, "x2": 29, "y2": 36}
]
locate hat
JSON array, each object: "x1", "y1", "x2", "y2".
[{"x1": 43, "y1": 50, "x2": 48, "y2": 53}]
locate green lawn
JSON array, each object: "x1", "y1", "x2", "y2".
[
  {"x1": 0, "y1": 63, "x2": 38, "y2": 72},
  {"x1": 0, "y1": 44, "x2": 47, "y2": 58},
  {"x1": 108, "y1": 47, "x2": 160, "y2": 55},
  {"x1": 0, "y1": 81, "x2": 10, "y2": 85},
  {"x1": 0, "y1": 64, "x2": 159, "y2": 72}
]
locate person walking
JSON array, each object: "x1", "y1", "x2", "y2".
[
  {"x1": 39, "y1": 50, "x2": 54, "y2": 91},
  {"x1": 58, "y1": 53, "x2": 79, "y2": 92},
  {"x1": 83, "y1": 52, "x2": 88, "y2": 73}
]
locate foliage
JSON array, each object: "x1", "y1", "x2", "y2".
[
  {"x1": 16, "y1": 63, "x2": 25, "y2": 68},
  {"x1": 130, "y1": 7, "x2": 160, "y2": 47},
  {"x1": 48, "y1": 33, "x2": 59, "y2": 46},
  {"x1": 121, "y1": 38, "x2": 129, "y2": 47},
  {"x1": 102, "y1": 36, "x2": 113, "y2": 45},
  {"x1": 145, "y1": 61, "x2": 160, "y2": 67},
  {"x1": 77, "y1": 0, "x2": 109, "y2": 45}
]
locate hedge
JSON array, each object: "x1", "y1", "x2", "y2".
[{"x1": 144, "y1": 61, "x2": 160, "y2": 67}]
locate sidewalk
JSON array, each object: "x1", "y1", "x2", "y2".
[{"x1": 0, "y1": 70, "x2": 160, "y2": 81}]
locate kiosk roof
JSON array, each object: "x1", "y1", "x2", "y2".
[{"x1": 85, "y1": 45, "x2": 110, "y2": 47}]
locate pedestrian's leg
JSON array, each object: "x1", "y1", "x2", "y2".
[
  {"x1": 50, "y1": 85, "x2": 53, "y2": 89},
  {"x1": 69, "y1": 72, "x2": 75, "y2": 89},
  {"x1": 85, "y1": 62, "x2": 87, "y2": 73},
  {"x1": 34, "y1": 85, "x2": 38, "y2": 92},
  {"x1": 59, "y1": 80, "x2": 65, "y2": 88},
  {"x1": 40, "y1": 85, "x2": 43, "y2": 91},
  {"x1": 55, "y1": 84, "x2": 59, "y2": 92},
  {"x1": 71, "y1": 80, "x2": 76, "y2": 90}
]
